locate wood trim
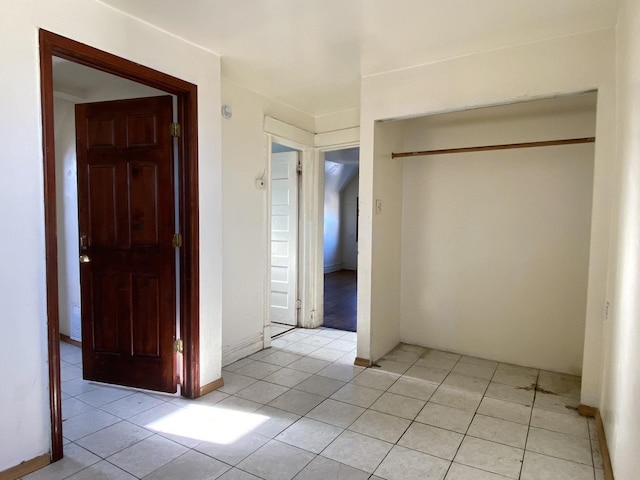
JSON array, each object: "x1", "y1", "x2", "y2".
[
  {"x1": 59, "y1": 334, "x2": 81, "y2": 348},
  {"x1": 0, "y1": 454, "x2": 50, "y2": 480},
  {"x1": 595, "y1": 409, "x2": 615, "y2": 480},
  {"x1": 354, "y1": 357, "x2": 372, "y2": 367},
  {"x1": 577, "y1": 404, "x2": 598, "y2": 418},
  {"x1": 39, "y1": 29, "x2": 202, "y2": 462},
  {"x1": 391, "y1": 136, "x2": 596, "y2": 159},
  {"x1": 200, "y1": 377, "x2": 225, "y2": 396}
]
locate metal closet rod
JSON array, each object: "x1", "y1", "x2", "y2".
[{"x1": 391, "y1": 136, "x2": 596, "y2": 159}]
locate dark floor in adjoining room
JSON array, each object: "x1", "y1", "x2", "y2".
[{"x1": 323, "y1": 269, "x2": 357, "y2": 332}]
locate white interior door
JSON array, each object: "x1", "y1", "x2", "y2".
[{"x1": 270, "y1": 151, "x2": 299, "y2": 326}]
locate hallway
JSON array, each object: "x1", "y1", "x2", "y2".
[{"x1": 323, "y1": 270, "x2": 357, "y2": 332}]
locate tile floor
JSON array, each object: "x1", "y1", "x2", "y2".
[{"x1": 25, "y1": 329, "x2": 603, "y2": 480}]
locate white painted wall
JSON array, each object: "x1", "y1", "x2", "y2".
[
  {"x1": 599, "y1": 1, "x2": 640, "y2": 478},
  {"x1": 0, "y1": 0, "x2": 222, "y2": 470},
  {"x1": 323, "y1": 164, "x2": 342, "y2": 273},
  {"x1": 359, "y1": 29, "x2": 616, "y2": 406},
  {"x1": 220, "y1": 79, "x2": 314, "y2": 362},
  {"x1": 340, "y1": 174, "x2": 359, "y2": 270},
  {"x1": 399, "y1": 100, "x2": 595, "y2": 374}
]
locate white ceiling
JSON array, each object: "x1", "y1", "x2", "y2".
[{"x1": 100, "y1": 0, "x2": 619, "y2": 117}]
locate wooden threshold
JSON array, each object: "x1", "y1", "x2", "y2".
[
  {"x1": 354, "y1": 357, "x2": 372, "y2": 367},
  {"x1": 0, "y1": 454, "x2": 50, "y2": 480}
]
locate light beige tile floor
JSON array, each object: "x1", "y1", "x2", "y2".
[{"x1": 24, "y1": 329, "x2": 603, "y2": 479}]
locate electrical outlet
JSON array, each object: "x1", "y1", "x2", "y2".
[{"x1": 375, "y1": 199, "x2": 383, "y2": 214}]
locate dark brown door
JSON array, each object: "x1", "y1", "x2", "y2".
[{"x1": 76, "y1": 96, "x2": 177, "y2": 393}]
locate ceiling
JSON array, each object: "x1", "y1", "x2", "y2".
[{"x1": 100, "y1": 0, "x2": 619, "y2": 117}]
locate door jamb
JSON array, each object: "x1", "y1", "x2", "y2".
[
  {"x1": 39, "y1": 30, "x2": 201, "y2": 462},
  {"x1": 264, "y1": 134, "x2": 314, "y2": 347}
]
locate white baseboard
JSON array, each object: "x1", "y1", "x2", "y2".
[
  {"x1": 324, "y1": 263, "x2": 343, "y2": 273},
  {"x1": 222, "y1": 333, "x2": 264, "y2": 366},
  {"x1": 341, "y1": 263, "x2": 357, "y2": 271}
]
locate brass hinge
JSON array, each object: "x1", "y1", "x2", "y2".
[
  {"x1": 174, "y1": 338, "x2": 184, "y2": 353},
  {"x1": 296, "y1": 161, "x2": 302, "y2": 174},
  {"x1": 172, "y1": 233, "x2": 182, "y2": 248},
  {"x1": 170, "y1": 123, "x2": 181, "y2": 138}
]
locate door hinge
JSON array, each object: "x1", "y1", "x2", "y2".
[
  {"x1": 170, "y1": 123, "x2": 181, "y2": 138},
  {"x1": 295, "y1": 299, "x2": 302, "y2": 309},
  {"x1": 174, "y1": 338, "x2": 184, "y2": 353},
  {"x1": 172, "y1": 233, "x2": 183, "y2": 248},
  {"x1": 296, "y1": 161, "x2": 302, "y2": 174}
]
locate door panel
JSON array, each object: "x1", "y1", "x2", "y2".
[
  {"x1": 270, "y1": 151, "x2": 299, "y2": 326},
  {"x1": 76, "y1": 95, "x2": 177, "y2": 393}
]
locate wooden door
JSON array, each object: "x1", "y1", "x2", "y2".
[
  {"x1": 76, "y1": 96, "x2": 177, "y2": 393},
  {"x1": 270, "y1": 151, "x2": 299, "y2": 326}
]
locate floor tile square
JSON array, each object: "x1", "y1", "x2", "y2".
[
  {"x1": 62, "y1": 397, "x2": 98, "y2": 420},
  {"x1": 65, "y1": 460, "x2": 136, "y2": 480},
  {"x1": 459, "y1": 356, "x2": 499, "y2": 369},
  {"x1": 237, "y1": 439, "x2": 315, "y2": 480},
  {"x1": 62, "y1": 409, "x2": 120, "y2": 441},
  {"x1": 398, "y1": 422, "x2": 463, "y2": 460},
  {"x1": 485, "y1": 382, "x2": 534, "y2": 406},
  {"x1": 101, "y1": 392, "x2": 164, "y2": 419},
  {"x1": 317, "y1": 363, "x2": 364, "y2": 382},
  {"x1": 322, "y1": 430, "x2": 393, "y2": 473},
  {"x1": 388, "y1": 376, "x2": 437, "y2": 400},
  {"x1": 216, "y1": 395, "x2": 263, "y2": 413},
  {"x1": 288, "y1": 357, "x2": 332, "y2": 374},
  {"x1": 373, "y1": 359, "x2": 411, "y2": 375},
  {"x1": 350, "y1": 369, "x2": 399, "y2": 390},
  {"x1": 75, "y1": 420, "x2": 153, "y2": 457},
  {"x1": 276, "y1": 417, "x2": 343, "y2": 453},
  {"x1": 268, "y1": 389, "x2": 325, "y2": 415},
  {"x1": 533, "y1": 392, "x2": 580, "y2": 414},
  {"x1": 75, "y1": 386, "x2": 133, "y2": 407},
  {"x1": 259, "y1": 351, "x2": 302, "y2": 367},
  {"x1": 520, "y1": 451, "x2": 595, "y2": 480},
  {"x1": 223, "y1": 358, "x2": 256, "y2": 373},
  {"x1": 370, "y1": 391, "x2": 425, "y2": 420},
  {"x1": 477, "y1": 396, "x2": 532, "y2": 425},
  {"x1": 526, "y1": 427, "x2": 592, "y2": 465},
  {"x1": 295, "y1": 375, "x2": 346, "y2": 396},
  {"x1": 262, "y1": 367, "x2": 312, "y2": 387},
  {"x1": 306, "y1": 398, "x2": 365, "y2": 428},
  {"x1": 530, "y1": 408, "x2": 589, "y2": 438},
  {"x1": 430, "y1": 386, "x2": 483, "y2": 412},
  {"x1": 467, "y1": 414, "x2": 528, "y2": 448},
  {"x1": 491, "y1": 370, "x2": 538, "y2": 388},
  {"x1": 374, "y1": 445, "x2": 450, "y2": 480},
  {"x1": 143, "y1": 450, "x2": 230, "y2": 480},
  {"x1": 415, "y1": 402, "x2": 474, "y2": 434},
  {"x1": 251, "y1": 405, "x2": 301, "y2": 438},
  {"x1": 455, "y1": 436, "x2": 523, "y2": 479},
  {"x1": 235, "y1": 381, "x2": 290, "y2": 404},
  {"x1": 348, "y1": 409, "x2": 411, "y2": 443},
  {"x1": 442, "y1": 373, "x2": 490, "y2": 395},
  {"x1": 307, "y1": 348, "x2": 347, "y2": 362},
  {"x1": 294, "y1": 455, "x2": 369, "y2": 480},
  {"x1": 404, "y1": 365, "x2": 450, "y2": 384},
  {"x1": 61, "y1": 379, "x2": 101, "y2": 397},
  {"x1": 219, "y1": 372, "x2": 258, "y2": 394},
  {"x1": 445, "y1": 462, "x2": 509, "y2": 480},
  {"x1": 195, "y1": 432, "x2": 269, "y2": 466},
  {"x1": 107, "y1": 435, "x2": 187, "y2": 478},
  {"x1": 235, "y1": 361, "x2": 282, "y2": 379},
  {"x1": 451, "y1": 362, "x2": 496, "y2": 381},
  {"x1": 415, "y1": 350, "x2": 460, "y2": 370},
  {"x1": 331, "y1": 383, "x2": 383, "y2": 408}
]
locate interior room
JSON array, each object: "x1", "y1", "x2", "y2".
[
  {"x1": 323, "y1": 147, "x2": 359, "y2": 332},
  {"x1": 2, "y1": 1, "x2": 640, "y2": 480}
]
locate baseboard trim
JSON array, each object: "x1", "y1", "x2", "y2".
[
  {"x1": 222, "y1": 333, "x2": 264, "y2": 367},
  {"x1": 0, "y1": 454, "x2": 50, "y2": 480},
  {"x1": 59, "y1": 334, "x2": 81, "y2": 348},
  {"x1": 354, "y1": 357, "x2": 372, "y2": 367},
  {"x1": 199, "y1": 377, "x2": 224, "y2": 396},
  {"x1": 578, "y1": 405, "x2": 614, "y2": 480}
]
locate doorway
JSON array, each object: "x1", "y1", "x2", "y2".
[
  {"x1": 40, "y1": 30, "x2": 201, "y2": 461},
  {"x1": 322, "y1": 147, "x2": 359, "y2": 332},
  {"x1": 269, "y1": 142, "x2": 301, "y2": 338}
]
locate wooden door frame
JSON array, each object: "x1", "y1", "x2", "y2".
[{"x1": 39, "y1": 30, "x2": 201, "y2": 462}]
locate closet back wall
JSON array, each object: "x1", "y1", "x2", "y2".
[{"x1": 399, "y1": 95, "x2": 596, "y2": 374}]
